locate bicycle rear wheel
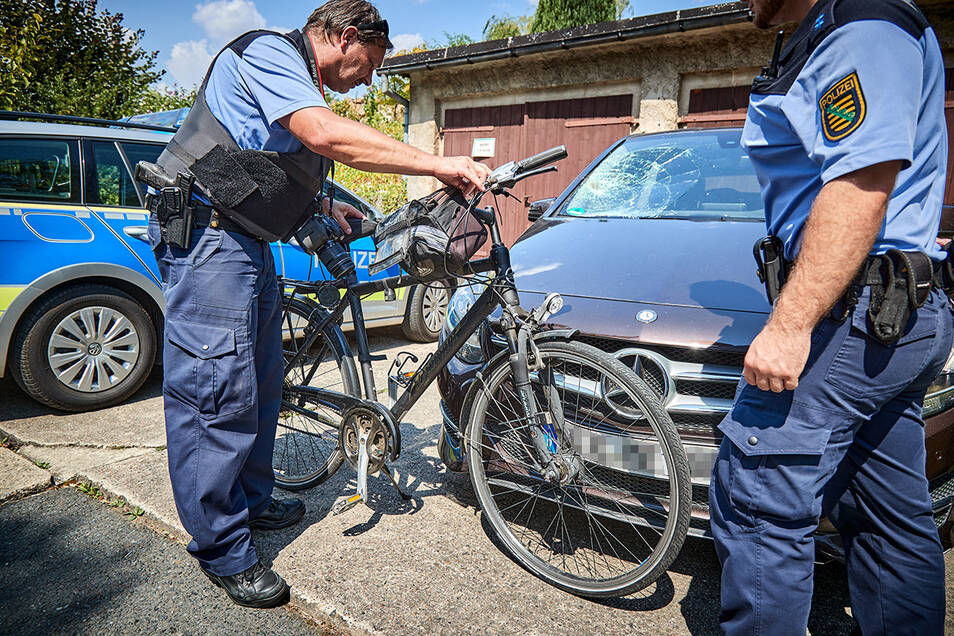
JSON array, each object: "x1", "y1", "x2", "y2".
[
  {"x1": 275, "y1": 296, "x2": 359, "y2": 490},
  {"x1": 466, "y1": 340, "x2": 691, "y2": 598}
]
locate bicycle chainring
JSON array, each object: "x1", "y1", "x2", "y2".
[{"x1": 339, "y1": 406, "x2": 391, "y2": 474}]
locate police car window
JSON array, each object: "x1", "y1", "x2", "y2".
[
  {"x1": 89, "y1": 141, "x2": 141, "y2": 207},
  {"x1": 120, "y1": 142, "x2": 164, "y2": 171},
  {"x1": 0, "y1": 138, "x2": 74, "y2": 202},
  {"x1": 557, "y1": 130, "x2": 764, "y2": 221}
]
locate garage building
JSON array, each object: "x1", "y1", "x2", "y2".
[{"x1": 378, "y1": 1, "x2": 954, "y2": 245}]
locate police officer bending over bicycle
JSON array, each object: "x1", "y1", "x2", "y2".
[
  {"x1": 713, "y1": 1, "x2": 953, "y2": 634},
  {"x1": 137, "y1": 0, "x2": 491, "y2": 608}
]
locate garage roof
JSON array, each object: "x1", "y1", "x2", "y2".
[{"x1": 378, "y1": 2, "x2": 752, "y2": 76}]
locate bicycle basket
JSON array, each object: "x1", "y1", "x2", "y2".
[{"x1": 370, "y1": 187, "x2": 487, "y2": 281}]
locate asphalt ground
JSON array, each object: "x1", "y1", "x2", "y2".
[
  {"x1": 1, "y1": 325, "x2": 952, "y2": 635},
  {"x1": 0, "y1": 486, "x2": 340, "y2": 636}
]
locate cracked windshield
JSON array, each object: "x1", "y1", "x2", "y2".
[{"x1": 558, "y1": 130, "x2": 764, "y2": 221}]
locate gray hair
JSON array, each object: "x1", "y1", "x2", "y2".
[{"x1": 305, "y1": 0, "x2": 391, "y2": 49}]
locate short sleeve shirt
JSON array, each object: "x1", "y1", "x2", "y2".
[
  {"x1": 204, "y1": 33, "x2": 329, "y2": 153},
  {"x1": 741, "y1": 0, "x2": 948, "y2": 260}
]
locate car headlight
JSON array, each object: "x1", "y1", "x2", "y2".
[
  {"x1": 924, "y1": 345, "x2": 954, "y2": 418},
  {"x1": 444, "y1": 285, "x2": 485, "y2": 365}
]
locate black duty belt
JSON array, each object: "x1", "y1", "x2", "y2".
[
  {"x1": 191, "y1": 204, "x2": 262, "y2": 240},
  {"x1": 754, "y1": 235, "x2": 947, "y2": 345}
]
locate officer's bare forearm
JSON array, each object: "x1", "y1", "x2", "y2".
[
  {"x1": 770, "y1": 160, "x2": 901, "y2": 334},
  {"x1": 281, "y1": 107, "x2": 438, "y2": 176}
]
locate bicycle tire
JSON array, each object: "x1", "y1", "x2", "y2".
[
  {"x1": 465, "y1": 340, "x2": 691, "y2": 598},
  {"x1": 274, "y1": 295, "x2": 359, "y2": 491}
]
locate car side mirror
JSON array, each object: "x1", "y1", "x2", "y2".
[{"x1": 528, "y1": 197, "x2": 556, "y2": 222}]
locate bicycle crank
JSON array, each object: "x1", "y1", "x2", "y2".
[{"x1": 332, "y1": 406, "x2": 408, "y2": 514}]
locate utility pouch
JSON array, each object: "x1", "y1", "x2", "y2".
[
  {"x1": 753, "y1": 236, "x2": 788, "y2": 305},
  {"x1": 136, "y1": 162, "x2": 195, "y2": 249},
  {"x1": 867, "y1": 249, "x2": 933, "y2": 345}
]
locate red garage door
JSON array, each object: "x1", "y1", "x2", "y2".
[
  {"x1": 443, "y1": 94, "x2": 633, "y2": 249},
  {"x1": 679, "y1": 85, "x2": 750, "y2": 129}
]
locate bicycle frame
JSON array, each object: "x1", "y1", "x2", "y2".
[{"x1": 281, "y1": 205, "x2": 522, "y2": 461}]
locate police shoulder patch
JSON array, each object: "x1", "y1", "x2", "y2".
[{"x1": 819, "y1": 72, "x2": 866, "y2": 142}]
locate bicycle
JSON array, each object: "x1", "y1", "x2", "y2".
[{"x1": 274, "y1": 147, "x2": 692, "y2": 598}]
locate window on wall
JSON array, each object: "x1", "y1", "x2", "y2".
[
  {"x1": 0, "y1": 138, "x2": 76, "y2": 202},
  {"x1": 679, "y1": 86, "x2": 751, "y2": 129}
]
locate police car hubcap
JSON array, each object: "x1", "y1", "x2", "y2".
[
  {"x1": 422, "y1": 284, "x2": 449, "y2": 332},
  {"x1": 47, "y1": 306, "x2": 141, "y2": 393}
]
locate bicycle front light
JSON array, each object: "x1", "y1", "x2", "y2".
[
  {"x1": 445, "y1": 285, "x2": 485, "y2": 365},
  {"x1": 924, "y1": 345, "x2": 954, "y2": 418}
]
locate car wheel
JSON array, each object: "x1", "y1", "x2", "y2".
[
  {"x1": 402, "y1": 281, "x2": 450, "y2": 342},
  {"x1": 10, "y1": 284, "x2": 157, "y2": 412}
]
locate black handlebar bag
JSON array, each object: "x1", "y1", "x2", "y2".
[{"x1": 370, "y1": 187, "x2": 487, "y2": 281}]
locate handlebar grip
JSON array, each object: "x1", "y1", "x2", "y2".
[
  {"x1": 515, "y1": 146, "x2": 567, "y2": 172},
  {"x1": 345, "y1": 218, "x2": 378, "y2": 241}
]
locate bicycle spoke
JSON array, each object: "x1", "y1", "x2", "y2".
[{"x1": 468, "y1": 341, "x2": 690, "y2": 596}]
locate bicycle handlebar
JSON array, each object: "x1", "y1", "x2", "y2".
[{"x1": 515, "y1": 146, "x2": 567, "y2": 173}]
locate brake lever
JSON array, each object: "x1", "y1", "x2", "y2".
[{"x1": 490, "y1": 165, "x2": 558, "y2": 194}]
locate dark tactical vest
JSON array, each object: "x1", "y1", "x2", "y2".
[{"x1": 156, "y1": 30, "x2": 332, "y2": 242}]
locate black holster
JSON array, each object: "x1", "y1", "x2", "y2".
[
  {"x1": 135, "y1": 161, "x2": 195, "y2": 249},
  {"x1": 866, "y1": 249, "x2": 934, "y2": 345},
  {"x1": 937, "y1": 241, "x2": 954, "y2": 294},
  {"x1": 753, "y1": 236, "x2": 790, "y2": 305}
]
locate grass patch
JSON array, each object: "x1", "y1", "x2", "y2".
[
  {"x1": 33, "y1": 460, "x2": 50, "y2": 469},
  {"x1": 74, "y1": 481, "x2": 146, "y2": 520}
]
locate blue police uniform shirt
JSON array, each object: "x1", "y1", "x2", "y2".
[
  {"x1": 742, "y1": 0, "x2": 947, "y2": 261},
  {"x1": 205, "y1": 33, "x2": 329, "y2": 153}
]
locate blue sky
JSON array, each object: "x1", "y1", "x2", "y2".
[{"x1": 98, "y1": 0, "x2": 722, "y2": 92}]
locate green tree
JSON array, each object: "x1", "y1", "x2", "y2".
[
  {"x1": 530, "y1": 0, "x2": 616, "y2": 32},
  {"x1": 483, "y1": 14, "x2": 532, "y2": 40},
  {"x1": 135, "y1": 85, "x2": 197, "y2": 114},
  {"x1": 616, "y1": 0, "x2": 632, "y2": 20},
  {"x1": 0, "y1": 0, "x2": 162, "y2": 119},
  {"x1": 427, "y1": 32, "x2": 475, "y2": 49}
]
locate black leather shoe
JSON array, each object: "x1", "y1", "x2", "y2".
[
  {"x1": 248, "y1": 497, "x2": 305, "y2": 530},
  {"x1": 202, "y1": 561, "x2": 288, "y2": 608}
]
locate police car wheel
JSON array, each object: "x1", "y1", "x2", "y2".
[
  {"x1": 10, "y1": 284, "x2": 157, "y2": 412},
  {"x1": 402, "y1": 281, "x2": 450, "y2": 342}
]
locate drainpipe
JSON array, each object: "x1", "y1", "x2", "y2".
[{"x1": 385, "y1": 88, "x2": 410, "y2": 143}]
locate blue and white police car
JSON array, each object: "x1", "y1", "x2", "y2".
[{"x1": 0, "y1": 112, "x2": 448, "y2": 411}]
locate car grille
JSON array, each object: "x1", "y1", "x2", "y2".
[
  {"x1": 930, "y1": 470, "x2": 954, "y2": 528},
  {"x1": 575, "y1": 335, "x2": 742, "y2": 444}
]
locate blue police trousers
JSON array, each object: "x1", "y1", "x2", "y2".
[
  {"x1": 149, "y1": 219, "x2": 283, "y2": 576},
  {"x1": 711, "y1": 289, "x2": 952, "y2": 636}
]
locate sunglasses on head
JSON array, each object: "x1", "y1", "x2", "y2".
[{"x1": 354, "y1": 19, "x2": 392, "y2": 47}]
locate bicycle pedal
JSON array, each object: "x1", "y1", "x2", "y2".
[{"x1": 331, "y1": 493, "x2": 364, "y2": 515}]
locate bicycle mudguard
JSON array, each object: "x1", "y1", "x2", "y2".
[
  {"x1": 456, "y1": 329, "x2": 579, "y2": 442},
  {"x1": 287, "y1": 385, "x2": 401, "y2": 461}
]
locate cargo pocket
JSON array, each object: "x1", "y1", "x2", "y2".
[
  {"x1": 825, "y1": 303, "x2": 936, "y2": 400},
  {"x1": 164, "y1": 318, "x2": 252, "y2": 417},
  {"x1": 718, "y1": 385, "x2": 832, "y2": 523}
]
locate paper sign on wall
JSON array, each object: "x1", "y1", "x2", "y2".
[{"x1": 472, "y1": 138, "x2": 496, "y2": 158}]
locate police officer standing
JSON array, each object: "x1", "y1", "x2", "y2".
[
  {"x1": 710, "y1": 0, "x2": 951, "y2": 633},
  {"x1": 142, "y1": 0, "x2": 491, "y2": 608}
]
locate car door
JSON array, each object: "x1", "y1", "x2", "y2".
[
  {"x1": 0, "y1": 135, "x2": 84, "y2": 316},
  {"x1": 81, "y1": 138, "x2": 163, "y2": 286}
]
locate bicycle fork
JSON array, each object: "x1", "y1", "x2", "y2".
[{"x1": 503, "y1": 294, "x2": 581, "y2": 485}]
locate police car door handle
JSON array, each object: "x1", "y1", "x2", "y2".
[{"x1": 124, "y1": 225, "x2": 149, "y2": 243}]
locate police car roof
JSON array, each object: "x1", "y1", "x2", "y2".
[{"x1": 0, "y1": 119, "x2": 173, "y2": 143}]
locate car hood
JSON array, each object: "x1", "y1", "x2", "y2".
[{"x1": 508, "y1": 216, "x2": 772, "y2": 349}]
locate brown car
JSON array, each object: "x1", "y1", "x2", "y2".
[{"x1": 437, "y1": 128, "x2": 954, "y2": 555}]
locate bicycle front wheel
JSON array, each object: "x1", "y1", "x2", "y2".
[
  {"x1": 466, "y1": 340, "x2": 691, "y2": 598},
  {"x1": 275, "y1": 296, "x2": 359, "y2": 491}
]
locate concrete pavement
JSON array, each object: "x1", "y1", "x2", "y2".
[{"x1": 1, "y1": 326, "x2": 951, "y2": 635}]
